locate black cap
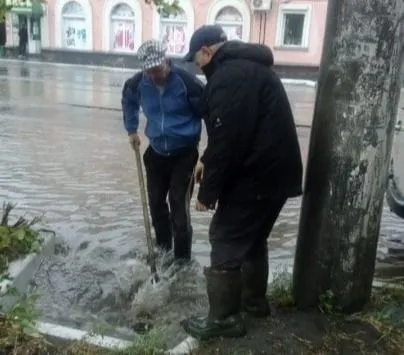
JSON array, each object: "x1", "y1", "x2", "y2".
[{"x1": 183, "y1": 25, "x2": 227, "y2": 62}]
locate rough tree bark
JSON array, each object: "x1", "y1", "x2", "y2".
[{"x1": 293, "y1": 0, "x2": 404, "y2": 313}]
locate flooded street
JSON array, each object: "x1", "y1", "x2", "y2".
[{"x1": 1, "y1": 60, "x2": 404, "y2": 344}]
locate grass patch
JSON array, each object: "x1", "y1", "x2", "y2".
[
  {"x1": 111, "y1": 329, "x2": 166, "y2": 354},
  {"x1": 267, "y1": 265, "x2": 294, "y2": 308},
  {"x1": 0, "y1": 293, "x2": 45, "y2": 353},
  {"x1": 61, "y1": 328, "x2": 166, "y2": 355},
  {"x1": 0, "y1": 202, "x2": 44, "y2": 277},
  {"x1": 349, "y1": 283, "x2": 404, "y2": 353}
]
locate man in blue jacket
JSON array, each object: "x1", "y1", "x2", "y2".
[{"x1": 121, "y1": 40, "x2": 205, "y2": 263}]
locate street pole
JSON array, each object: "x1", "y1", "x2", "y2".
[{"x1": 293, "y1": 0, "x2": 404, "y2": 312}]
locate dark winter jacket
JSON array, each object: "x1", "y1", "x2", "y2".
[
  {"x1": 19, "y1": 27, "x2": 28, "y2": 44},
  {"x1": 198, "y1": 41, "x2": 303, "y2": 207}
]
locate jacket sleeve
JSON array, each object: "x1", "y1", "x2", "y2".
[
  {"x1": 175, "y1": 67, "x2": 206, "y2": 118},
  {"x1": 121, "y1": 74, "x2": 142, "y2": 135},
  {"x1": 197, "y1": 67, "x2": 248, "y2": 208}
]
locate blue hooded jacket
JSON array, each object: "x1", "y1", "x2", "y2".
[{"x1": 121, "y1": 66, "x2": 205, "y2": 156}]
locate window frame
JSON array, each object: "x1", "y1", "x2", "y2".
[{"x1": 276, "y1": 3, "x2": 312, "y2": 49}]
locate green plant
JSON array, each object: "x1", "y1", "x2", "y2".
[
  {"x1": 146, "y1": 0, "x2": 182, "y2": 15},
  {"x1": 4, "y1": 291, "x2": 42, "y2": 337},
  {"x1": 268, "y1": 265, "x2": 294, "y2": 307},
  {"x1": 0, "y1": 202, "x2": 45, "y2": 275},
  {"x1": 0, "y1": 289, "x2": 46, "y2": 354},
  {"x1": 112, "y1": 328, "x2": 167, "y2": 355},
  {"x1": 88, "y1": 322, "x2": 114, "y2": 339},
  {"x1": 318, "y1": 289, "x2": 336, "y2": 314},
  {"x1": 0, "y1": 0, "x2": 12, "y2": 22},
  {"x1": 0, "y1": 0, "x2": 47, "y2": 22}
]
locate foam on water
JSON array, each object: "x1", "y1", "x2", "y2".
[
  {"x1": 128, "y1": 251, "x2": 208, "y2": 346},
  {"x1": 131, "y1": 252, "x2": 177, "y2": 318},
  {"x1": 131, "y1": 252, "x2": 207, "y2": 318}
]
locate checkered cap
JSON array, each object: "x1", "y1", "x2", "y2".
[{"x1": 137, "y1": 40, "x2": 167, "y2": 70}]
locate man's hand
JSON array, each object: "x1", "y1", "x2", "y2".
[
  {"x1": 196, "y1": 200, "x2": 208, "y2": 212},
  {"x1": 194, "y1": 161, "x2": 204, "y2": 184},
  {"x1": 129, "y1": 133, "x2": 140, "y2": 150}
]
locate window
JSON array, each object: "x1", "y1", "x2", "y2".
[
  {"x1": 110, "y1": 4, "x2": 135, "y2": 52},
  {"x1": 61, "y1": 1, "x2": 88, "y2": 50},
  {"x1": 214, "y1": 6, "x2": 243, "y2": 41},
  {"x1": 207, "y1": 0, "x2": 250, "y2": 41},
  {"x1": 277, "y1": 5, "x2": 311, "y2": 48},
  {"x1": 160, "y1": 9, "x2": 188, "y2": 56},
  {"x1": 103, "y1": 0, "x2": 142, "y2": 52}
]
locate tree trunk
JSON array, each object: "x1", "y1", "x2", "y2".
[{"x1": 293, "y1": 0, "x2": 404, "y2": 313}]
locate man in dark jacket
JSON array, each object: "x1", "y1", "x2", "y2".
[
  {"x1": 18, "y1": 23, "x2": 28, "y2": 57},
  {"x1": 0, "y1": 18, "x2": 6, "y2": 57},
  {"x1": 181, "y1": 25, "x2": 303, "y2": 339},
  {"x1": 121, "y1": 40, "x2": 204, "y2": 264}
]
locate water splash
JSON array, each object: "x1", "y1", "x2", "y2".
[
  {"x1": 131, "y1": 251, "x2": 207, "y2": 319},
  {"x1": 128, "y1": 251, "x2": 208, "y2": 346}
]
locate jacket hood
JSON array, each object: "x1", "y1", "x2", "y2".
[{"x1": 214, "y1": 41, "x2": 274, "y2": 67}]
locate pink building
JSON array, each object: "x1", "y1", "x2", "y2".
[{"x1": 5, "y1": 0, "x2": 328, "y2": 67}]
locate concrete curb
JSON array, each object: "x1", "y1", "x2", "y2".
[
  {"x1": 167, "y1": 336, "x2": 199, "y2": 355},
  {"x1": 372, "y1": 279, "x2": 404, "y2": 289},
  {"x1": 36, "y1": 320, "x2": 199, "y2": 354},
  {"x1": 0, "y1": 231, "x2": 56, "y2": 311},
  {"x1": 0, "y1": 58, "x2": 318, "y2": 88},
  {"x1": 36, "y1": 321, "x2": 133, "y2": 349}
]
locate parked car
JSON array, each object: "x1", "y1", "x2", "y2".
[{"x1": 386, "y1": 119, "x2": 404, "y2": 219}]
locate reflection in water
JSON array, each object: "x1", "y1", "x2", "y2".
[
  {"x1": 19, "y1": 66, "x2": 30, "y2": 77},
  {"x1": 0, "y1": 62, "x2": 403, "y2": 344},
  {"x1": 0, "y1": 67, "x2": 10, "y2": 108}
]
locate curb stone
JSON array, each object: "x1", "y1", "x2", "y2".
[
  {"x1": 166, "y1": 336, "x2": 199, "y2": 355},
  {"x1": 0, "y1": 231, "x2": 56, "y2": 311},
  {"x1": 36, "y1": 322, "x2": 133, "y2": 349},
  {"x1": 36, "y1": 322, "x2": 199, "y2": 354}
]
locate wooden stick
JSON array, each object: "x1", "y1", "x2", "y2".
[{"x1": 134, "y1": 146, "x2": 158, "y2": 280}]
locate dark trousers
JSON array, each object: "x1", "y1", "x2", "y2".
[
  {"x1": 143, "y1": 145, "x2": 198, "y2": 260},
  {"x1": 209, "y1": 198, "x2": 286, "y2": 269},
  {"x1": 19, "y1": 41, "x2": 27, "y2": 56}
]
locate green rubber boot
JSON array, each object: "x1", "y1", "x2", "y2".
[
  {"x1": 182, "y1": 267, "x2": 246, "y2": 340},
  {"x1": 241, "y1": 254, "x2": 271, "y2": 317}
]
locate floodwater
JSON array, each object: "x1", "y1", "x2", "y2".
[{"x1": 1, "y1": 61, "x2": 404, "y2": 346}]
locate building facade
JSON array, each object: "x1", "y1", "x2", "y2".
[{"x1": 4, "y1": 0, "x2": 328, "y2": 67}]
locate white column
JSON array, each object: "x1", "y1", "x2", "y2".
[{"x1": 41, "y1": 5, "x2": 49, "y2": 48}]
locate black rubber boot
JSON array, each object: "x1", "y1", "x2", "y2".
[
  {"x1": 241, "y1": 254, "x2": 271, "y2": 317},
  {"x1": 182, "y1": 267, "x2": 246, "y2": 340},
  {"x1": 173, "y1": 231, "x2": 192, "y2": 261}
]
